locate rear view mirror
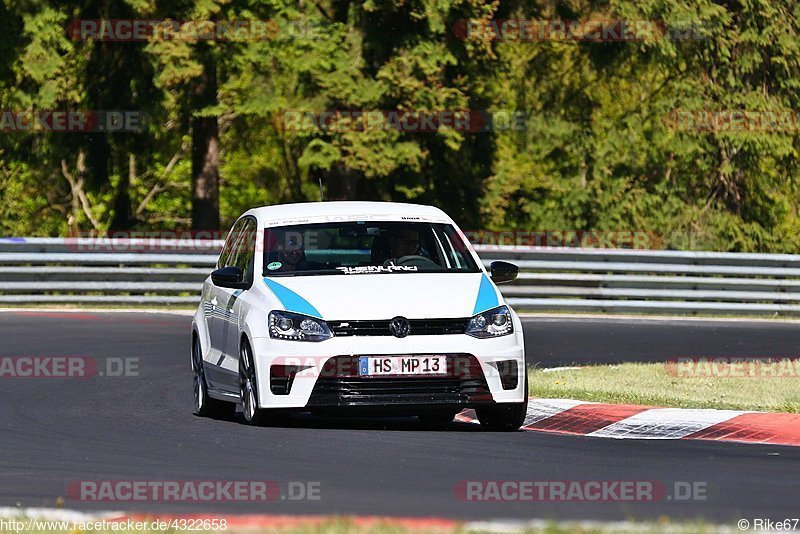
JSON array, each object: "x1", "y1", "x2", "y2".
[{"x1": 489, "y1": 261, "x2": 518, "y2": 284}]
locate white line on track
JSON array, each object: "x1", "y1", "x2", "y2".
[
  {"x1": 539, "y1": 366, "x2": 582, "y2": 372},
  {"x1": 588, "y1": 408, "x2": 751, "y2": 440},
  {"x1": 517, "y1": 399, "x2": 591, "y2": 427}
]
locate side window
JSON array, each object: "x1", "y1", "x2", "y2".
[
  {"x1": 227, "y1": 217, "x2": 257, "y2": 286},
  {"x1": 217, "y1": 219, "x2": 244, "y2": 269}
]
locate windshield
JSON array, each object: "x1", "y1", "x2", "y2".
[{"x1": 263, "y1": 221, "x2": 479, "y2": 276}]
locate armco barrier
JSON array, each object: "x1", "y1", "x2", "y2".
[{"x1": 1, "y1": 237, "x2": 800, "y2": 315}]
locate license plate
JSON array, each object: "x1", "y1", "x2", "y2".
[{"x1": 358, "y1": 356, "x2": 447, "y2": 376}]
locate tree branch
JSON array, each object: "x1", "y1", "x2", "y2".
[
  {"x1": 135, "y1": 146, "x2": 188, "y2": 217},
  {"x1": 61, "y1": 153, "x2": 101, "y2": 231}
]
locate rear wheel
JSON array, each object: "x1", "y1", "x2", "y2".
[
  {"x1": 418, "y1": 409, "x2": 458, "y2": 429},
  {"x1": 476, "y1": 372, "x2": 529, "y2": 431},
  {"x1": 238, "y1": 338, "x2": 268, "y2": 425},
  {"x1": 192, "y1": 336, "x2": 234, "y2": 419}
]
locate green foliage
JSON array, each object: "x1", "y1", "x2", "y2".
[{"x1": 1, "y1": 0, "x2": 800, "y2": 251}]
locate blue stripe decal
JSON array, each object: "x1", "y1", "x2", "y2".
[
  {"x1": 472, "y1": 273, "x2": 499, "y2": 315},
  {"x1": 263, "y1": 278, "x2": 322, "y2": 319}
]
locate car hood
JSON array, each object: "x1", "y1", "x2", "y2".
[{"x1": 261, "y1": 272, "x2": 501, "y2": 320}]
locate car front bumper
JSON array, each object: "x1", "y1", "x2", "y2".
[{"x1": 249, "y1": 330, "x2": 526, "y2": 410}]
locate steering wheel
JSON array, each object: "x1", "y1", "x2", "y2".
[{"x1": 396, "y1": 255, "x2": 441, "y2": 268}]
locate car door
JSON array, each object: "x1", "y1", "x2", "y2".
[
  {"x1": 203, "y1": 219, "x2": 245, "y2": 389},
  {"x1": 222, "y1": 217, "x2": 257, "y2": 362}
]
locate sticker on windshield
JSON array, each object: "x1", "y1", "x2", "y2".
[
  {"x1": 267, "y1": 261, "x2": 282, "y2": 271},
  {"x1": 336, "y1": 265, "x2": 419, "y2": 274}
]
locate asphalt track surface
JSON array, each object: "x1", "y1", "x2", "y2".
[
  {"x1": 527, "y1": 316, "x2": 800, "y2": 367},
  {"x1": 1, "y1": 311, "x2": 798, "y2": 523}
]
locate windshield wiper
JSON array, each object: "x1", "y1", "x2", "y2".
[{"x1": 264, "y1": 269, "x2": 345, "y2": 277}]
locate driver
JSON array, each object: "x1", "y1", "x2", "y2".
[
  {"x1": 274, "y1": 232, "x2": 306, "y2": 272},
  {"x1": 385, "y1": 228, "x2": 420, "y2": 264}
]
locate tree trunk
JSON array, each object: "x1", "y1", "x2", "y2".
[
  {"x1": 191, "y1": 47, "x2": 220, "y2": 231},
  {"x1": 110, "y1": 153, "x2": 134, "y2": 231},
  {"x1": 325, "y1": 164, "x2": 359, "y2": 200},
  {"x1": 191, "y1": 116, "x2": 220, "y2": 230}
]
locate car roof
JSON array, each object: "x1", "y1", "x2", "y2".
[{"x1": 243, "y1": 201, "x2": 453, "y2": 225}]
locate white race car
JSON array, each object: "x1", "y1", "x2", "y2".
[{"x1": 192, "y1": 201, "x2": 527, "y2": 430}]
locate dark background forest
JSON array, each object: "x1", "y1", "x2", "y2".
[{"x1": 2, "y1": 0, "x2": 800, "y2": 252}]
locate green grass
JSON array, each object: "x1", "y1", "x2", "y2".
[{"x1": 529, "y1": 362, "x2": 800, "y2": 412}]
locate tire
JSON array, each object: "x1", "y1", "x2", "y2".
[
  {"x1": 192, "y1": 335, "x2": 235, "y2": 419},
  {"x1": 238, "y1": 337, "x2": 269, "y2": 426},
  {"x1": 475, "y1": 371, "x2": 529, "y2": 431},
  {"x1": 418, "y1": 409, "x2": 458, "y2": 430}
]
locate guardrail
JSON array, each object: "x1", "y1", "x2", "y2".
[{"x1": 2, "y1": 237, "x2": 800, "y2": 316}]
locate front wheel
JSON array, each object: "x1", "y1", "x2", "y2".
[
  {"x1": 238, "y1": 338, "x2": 268, "y2": 425},
  {"x1": 192, "y1": 336, "x2": 234, "y2": 419},
  {"x1": 476, "y1": 372, "x2": 529, "y2": 431}
]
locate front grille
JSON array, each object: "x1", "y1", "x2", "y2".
[
  {"x1": 330, "y1": 318, "x2": 468, "y2": 337},
  {"x1": 305, "y1": 354, "x2": 493, "y2": 407}
]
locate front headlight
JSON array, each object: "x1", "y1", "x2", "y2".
[
  {"x1": 268, "y1": 310, "x2": 332, "y2": 342},
  {"x1": 466, "y1": 305, "x2": 514, "y2": 338}
]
